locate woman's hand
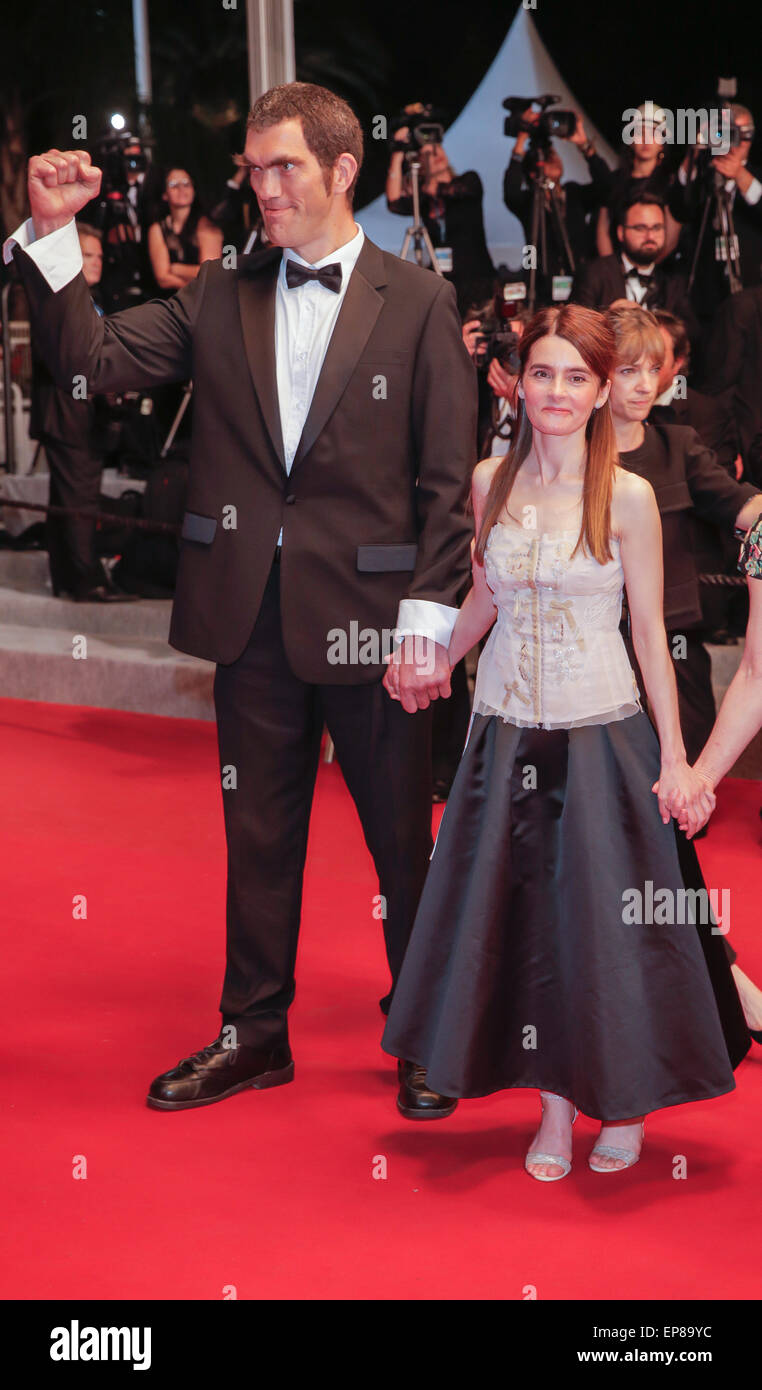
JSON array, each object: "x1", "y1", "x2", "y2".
[
  {"x1": 676, "y1": 768, "x2": 717, "y2": 837},
  {"x1": 651, "y1": 761, "x2": 716, "y2": 839}
]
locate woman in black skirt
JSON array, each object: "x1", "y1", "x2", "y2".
[{"x1": 382, "y1": 303, "x2": 749, "y2": 1182}]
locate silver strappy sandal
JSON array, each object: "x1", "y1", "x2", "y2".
[
  {"x1": 588, "y1": 1120, "x2": 645, "y2": 1173},
  {"x1": 525, "y1": 1095, "x2": 579, "y2": 1183}
]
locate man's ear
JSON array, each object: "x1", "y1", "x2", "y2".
[{"x1": 615, "y1": 223, "x2": 623, "y2": 246}]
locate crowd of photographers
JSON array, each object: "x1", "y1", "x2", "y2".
[
  {"x1": 7, "y1": 94, "x2": 762, "y2": 800},
  {"x1": 383, "y1": 95, "x2": 762, "y2": 798}
]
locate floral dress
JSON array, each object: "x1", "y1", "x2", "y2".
[{"x1": 739, "y1": 515, "x2": 762, "y2": 579}]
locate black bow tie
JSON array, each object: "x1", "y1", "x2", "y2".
[
  {"x1": 626, "y1": 267, "x2": 654, "y2": 286},
  {"x1": 285, "y1": 259, "x2": 342, "y2": 293}
]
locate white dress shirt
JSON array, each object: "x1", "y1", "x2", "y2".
[
  {"x1": 276, "y1": 224, "x2": 365, "y2": 477},
  {"x1": 3, "y1": 216, "x2": 459, "y2": 649},
  {"x1": 621, "y1": 252, "x2": 655, "y2": 304},
  {"x1": 678, "y1": 159, "x2": 762, "y2": 205}
]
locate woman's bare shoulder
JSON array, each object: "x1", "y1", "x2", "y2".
[
  {"x1": 611, "y1": 465, "x2": 658, "y2": 536},
  {"x1": 472, "y1": 455, "x2": 503, "y2": 498}
]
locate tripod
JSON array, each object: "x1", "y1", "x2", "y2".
[
  {"x1": 688, "y1": 163, "x2": 743, "y2": 297},
  {"x1": 398, "y1": 155, "x2": 444, "y2": 276},
  {"x1": 160, "y1": 381, "x2": 193, "y2": 458},
  {"x1": 526, "y1": 171, "x2": 576, "y2": 313}
]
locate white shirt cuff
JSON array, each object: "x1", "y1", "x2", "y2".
[
  {"x1": 743, "y1": 176, "x2": 762, "y2": 205},
  {"x1": 395, "y1": 598, "x2": 459, "y2": 648},
  {"x1": 2, "y1": 217, "x2": 83, "y2": 292}
]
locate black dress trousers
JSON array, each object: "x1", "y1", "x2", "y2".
[
  {"x1": 213, "y1": 553, "x2": 435, "y2": 1049},
  {"x1": 44, "y1": 432, "x2": 104, "y2": 597}
]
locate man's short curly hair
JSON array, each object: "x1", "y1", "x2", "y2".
[{"x1": 246, "y1": 82, "x2": 364, "y2": 206}]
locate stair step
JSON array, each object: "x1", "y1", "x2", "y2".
[
  {"x1": 0, "y1": 583, "x2": 171, "y2": 639},
  {"x1": 0, "y1": 622, "x2": 214, "y2": 720}
]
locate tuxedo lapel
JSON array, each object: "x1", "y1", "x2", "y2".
[
  {"x1": 290, "y1": 237, "x2": 388, "y2": 474},
  {"x1": 236, "y1": 236, "x2": 389, "y2": 476},
  {"x1": 237, "y1": 246, "x2": 286, "y2": 470}
]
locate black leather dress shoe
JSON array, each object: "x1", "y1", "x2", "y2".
[
  {"x1": 397, "y1": 1059, "x2": 458, "y2": 1120},
  {"x1": 146, "y1": 1038, "x2": 294, "y2": 1110},
  {"x1": 74, "y1": 581, "x2": 137, "y2": 602}
]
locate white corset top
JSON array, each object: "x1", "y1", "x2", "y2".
[{"x1": 473, "y1": 519, "x2": 641, "y2": 730}]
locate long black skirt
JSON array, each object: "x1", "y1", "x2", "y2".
[{"x1": 381, "y1": 711, "x2": 749, "y2": 1120}]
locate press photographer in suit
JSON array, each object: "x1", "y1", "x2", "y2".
[{"x1": 5, "y1": 83, "x2": 477, "y2": 1120}]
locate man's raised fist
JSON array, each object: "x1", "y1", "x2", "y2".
[{"x1": 28, "y1": 149, "x2": 102, "y2": 239}]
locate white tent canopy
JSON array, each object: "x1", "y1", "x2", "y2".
[{"x1": 356, "y1": 4, "x2": 618, "y2": 268}]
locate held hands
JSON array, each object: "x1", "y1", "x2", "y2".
[
  {"x1": 651, "y1": 762, "x2": 716, "y2": 840},
  {"x1": 383, "y1": 638, "x2": 452, "y2": 713},
  {"x1": 28, "y1": 150, "x2": 102, "y2": 239}
]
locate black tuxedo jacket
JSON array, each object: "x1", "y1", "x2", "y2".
[
  {"x1": 503, "y1": 152, "x2": 613, "y2": 271},
  {"x1": 14, "y1": 235, "x2": 477, "y2": 680},
  {"x1": 620, "y1": 419, "x2": 756, "y2": 628},
  {"x1": 650, "y1": 385, "x2": 738, "y2": 476},
  {"x1": 570, "y1": 253, "x2": 698, "y2": 338},
  {"x1": 669, "y1": 163, "x2": 762, "y2": 317},
  {"x1": 700, "y1": 284, "x2": 762, "y2": 466}
]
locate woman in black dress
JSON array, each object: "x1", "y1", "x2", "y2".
[
  {"x1": 147, "y1": 167, "x2": 222, "y2": 297},
  {"x1": 382, "y1": 304, "x2": 748, "y2": 1182}
]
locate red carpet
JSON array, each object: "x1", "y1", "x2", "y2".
[{"x1": 2, "y1": 695, "x2": 761, "y2": 1301}]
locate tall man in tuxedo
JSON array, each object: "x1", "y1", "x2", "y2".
[{"x1": 6, "y1": 83, "x2": 477, "y2": 1119}]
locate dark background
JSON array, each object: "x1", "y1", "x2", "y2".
[{"x1": 2, "y1": 0, "x2": 761, "y2": 229}]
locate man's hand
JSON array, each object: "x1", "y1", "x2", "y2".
[
  {"x1": 28, "y1": 149, "x2": 102, "y2": 239},
  {"x1": 462, "y1": 318, "x2": 485, "y2": 360},
  {"x1": 487, "y1": 356, "x2": 517, "y2": 401},
  {"x1": 711, "y1": 150, "x2": 751, "y2": 192},
  {"x1": 383, "y1": 638, "x2": 452, "y2": 712},
  {"x1": 651, "y1": 761, "x2": 716, "y2": 838},
  {"x1": 568, "y1": 113, "x2": 588, "y2": 147}
]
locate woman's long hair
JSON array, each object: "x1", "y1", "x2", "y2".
[
  {"x1": 474, "y1": 304, "x2": 618, "y2": 567},
  {"x1": 159, "y1": 168, "x2": 206, "y2": 240}
]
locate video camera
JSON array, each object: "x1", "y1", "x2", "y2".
[
  {"x1": 696, "y1": 109, "x2": 755, "y2": 155},
  {"x1": 94, "y1": 129, "x2": 149, "y2": 196},
  {"x1": 503, "y1": 95, "x2": 576, "y2": 144},
  {"x1": 390, "y1": 104, "x2": 446, "y2": 154}
]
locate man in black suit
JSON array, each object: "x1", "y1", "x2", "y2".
[
  {"x1": 29, "y1": 222, "x2": 134, "y2": 602},
  {"x1": 669, "y1": 104, "x2": 762, "y2": 324},
  {"x1": 6, "y1": 83, "x2": 477, "y2": 1119},
  {"x1": 650, "y1": 308, "x2": 738, "y2": 473},
  {"x1": 571, "y1": 192, "x2": 697, "y2": 338},
  {"x1": 699, "y1": 284, "x2": 762, "y2": 485},
  {"x1": 503, "y1": 109, "x2": 612, "y2": 294},
  {"x1": 650, "y1": 308, "x2": 742, "y2": 638}
]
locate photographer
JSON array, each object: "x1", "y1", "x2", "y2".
[
  {"x1": 386, "y1": 103, "x2": 495, "y2": 316},
  {"x1": 503, "y1": 107, "x2": 612, "y2": 288},
  {"x1": 671, "y1": 103, "x2": 762, "y2": 324},
  {"x1": 597, "y1": 102, "x2": 682, "y2": 259},
  {"x1": 85, "y1": 136, "x2": 157, "y2": 312},
  {"x1": 462, "y1": 297, "x2": 528, "y2": 459}
]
